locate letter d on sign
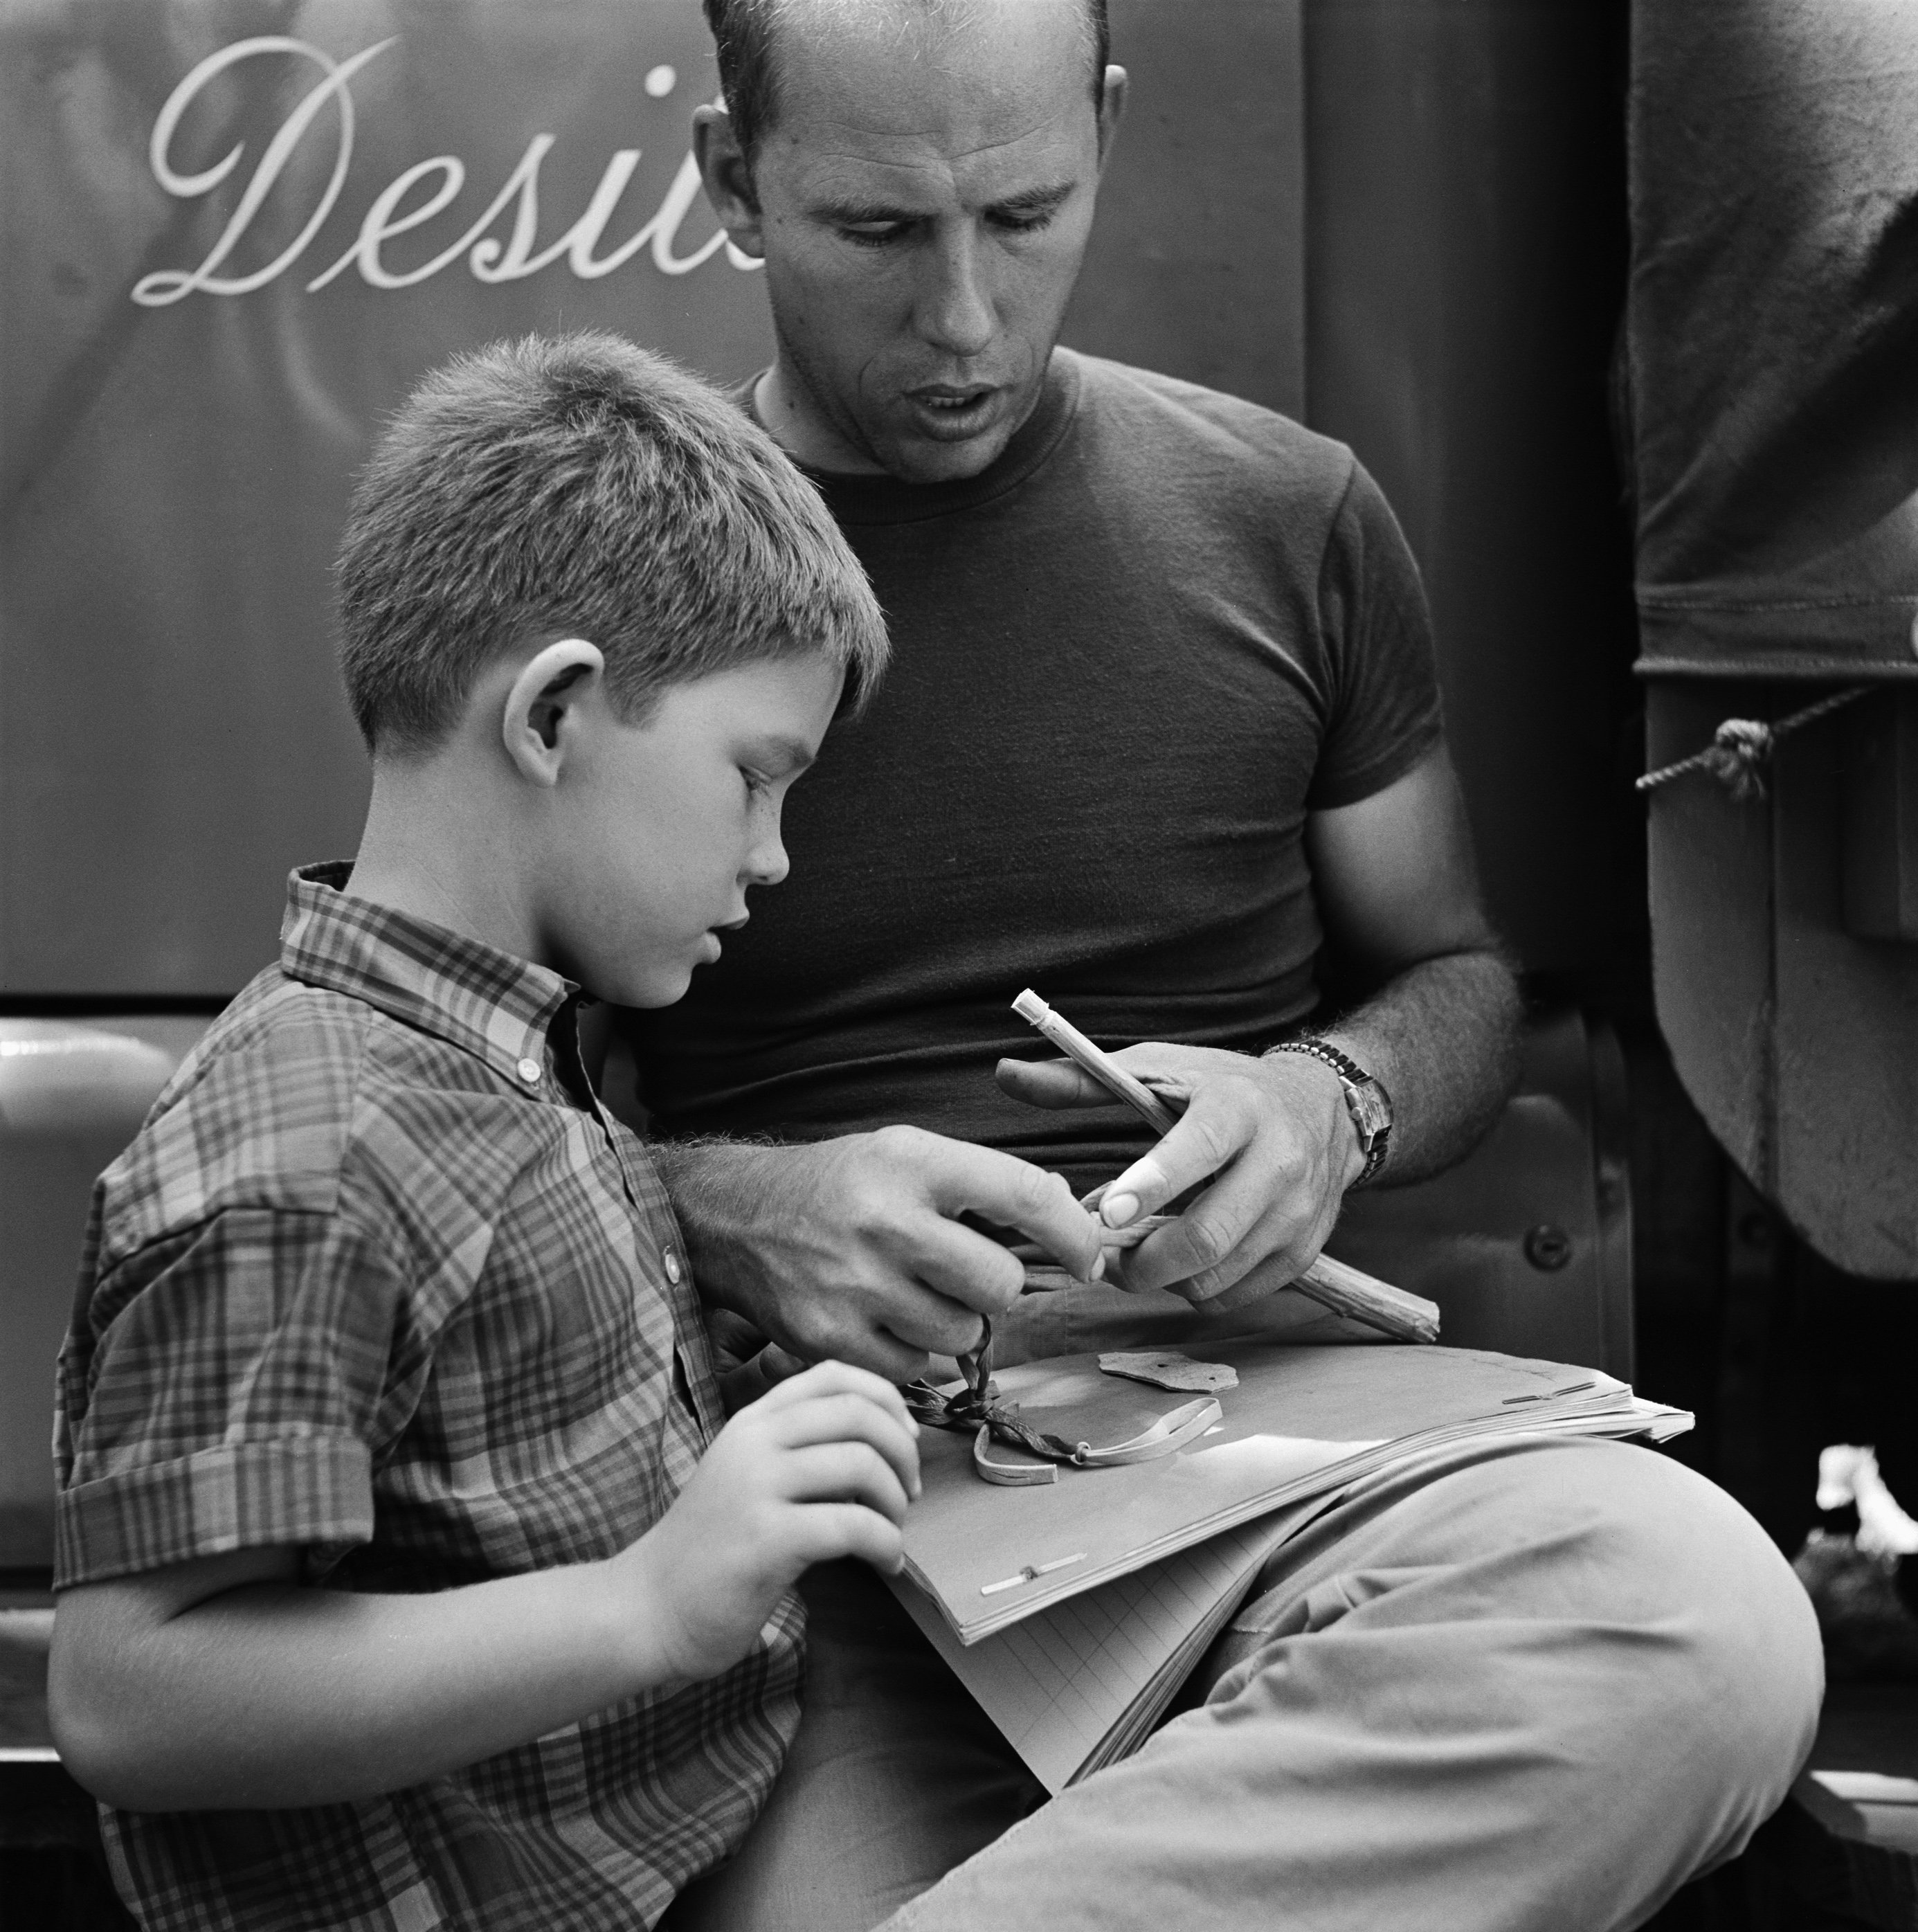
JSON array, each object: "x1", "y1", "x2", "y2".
[{"x1": 133, "y1": 36, "x2": 395, "y2": 306}]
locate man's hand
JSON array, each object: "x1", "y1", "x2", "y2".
[
  {"x1": 654, "y1": 1128, "x2": 1105, "y2": 1382},
  {"x1": 995, "y1": 1044, "x2": 1364, "y2": 1305},
  {"x1": 992, "y1": 751, "x2": 1521, "y2": 1308},
  {"x1": 622, "y1": 1362, "x2": 921, "y2": 1683}
]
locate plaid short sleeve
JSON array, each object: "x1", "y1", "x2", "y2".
[
  {"x1": 55, "y1": 874, "x2": 804, "y2": 1932},
  {"x1": 55, "y1": 1205, "x2": 408, "y2": 1587}
]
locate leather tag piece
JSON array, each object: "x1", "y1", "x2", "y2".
[{"x1": 1098, "y1": 1351, "x2": 1240, "y2": 1393}]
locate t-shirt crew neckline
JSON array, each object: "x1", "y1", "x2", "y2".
[{"x1": 740, "y1": 350, "x2": 1083, "y2": 526}]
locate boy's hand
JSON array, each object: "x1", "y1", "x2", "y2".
[
  {"x1": 624, "y1": 1361, "x2": 921, "y2": 1685},
  {"x1": 48, "y1": 1372, "x2": 916, "y2": 1814}
]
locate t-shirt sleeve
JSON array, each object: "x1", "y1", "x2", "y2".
[
  {"x1": 54, "y1": 1207, "x2": 409, "y2": 1589},
  {"x1": 1304, "y1": 460, "x2": 1447, "y2": 810}
]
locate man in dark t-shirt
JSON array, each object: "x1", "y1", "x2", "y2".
[
  {"x1": 634, "y1": 350, "x2": 1445, "y2": 1200},
  {"x1": 636, "y1": 14, "x2": 1524, "y2": 1360},
  {"x1": 640, "y1": 4, "x2": 1822, "y2": 1928}
]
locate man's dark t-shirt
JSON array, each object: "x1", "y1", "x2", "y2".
[{"x1": 629, "y1": 350, "x2": 1443, "y2": 1194}]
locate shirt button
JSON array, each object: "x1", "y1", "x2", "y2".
[
  {"x1": 662, "y1": 1248, "x2": 682, "y2": 1285},
  {"x1": 516, "y1": 1057, "x2": 542, "y2": 1085}
]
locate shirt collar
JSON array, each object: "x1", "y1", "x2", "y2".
[
  {"x1": 280, "y1": 863, "x2": 576, "y2": 1086},
  {"x1": 734, "y1": 348, "x2": 1083, "y2": 530}
]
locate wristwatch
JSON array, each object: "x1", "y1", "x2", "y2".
[{"x1": 1265, "y1": 1038, "x2": 1393, "y2": 1188}]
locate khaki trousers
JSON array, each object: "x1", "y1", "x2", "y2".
[{"x1": 663, "y1": 1425, "x2": 1820, "y2": 1932}]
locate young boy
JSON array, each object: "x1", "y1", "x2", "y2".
[{"x1": 44, "y1": 332, "x2": 1031, "y2": 1932}]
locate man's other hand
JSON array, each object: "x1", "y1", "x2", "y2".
[
  {"x1": 995, "y1": 1043, "x2": 1364, "y2": 1305},
  {"x1": 656, "y1": 1129, "x2": 1105, "y2": 1382}
]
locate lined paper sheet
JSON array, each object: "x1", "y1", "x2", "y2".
[{"x1": 889, "y1": 1501, "x2": 1327, "y2": 1793}]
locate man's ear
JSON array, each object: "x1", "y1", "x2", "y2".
[
  {"x1": 694, "y1": 103, "x2": 766, "y2": 259},
  {"x1": 1095, "y1": 66, "x2": 1128, "y2": 172},
  {"x1": 501, "y1": 638, "x2": 606, "y2": 788}
]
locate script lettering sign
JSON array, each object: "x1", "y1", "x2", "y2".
[{"x1": 131, "y1": 33, "x2": 758, "y2": 306}]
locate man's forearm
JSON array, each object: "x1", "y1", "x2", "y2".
[
  {"x1": 1313, "y1": 946, "x2": 1521, "y2": 1186},
  {"x1": 651, "y1": 1137, "x2": 797, "y2": 1324}
]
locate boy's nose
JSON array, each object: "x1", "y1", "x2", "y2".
[{"x1": 746, "y1": 831, "x2": 790, "y2": 888}]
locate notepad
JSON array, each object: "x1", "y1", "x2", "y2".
[
  {"x1": 894, "y1": 1340, "x2": 1691, "y2": 1787},
  {"x1": 901, "y1": 1343, "x2": 1688, "y2": 1643}
]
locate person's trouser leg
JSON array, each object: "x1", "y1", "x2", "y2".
[
  {"x1": 664, "y1": 1435, "x2": 1821, "y2": 1932},
  {"x1": 884, "y1": 1436, "x2": 1822, "y2": 1932},
  {"x1": 657, "y1": 1559, "x2": 1044, "y2": 1932}
]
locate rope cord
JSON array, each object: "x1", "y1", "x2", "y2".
[{"x1": 1636, "y1": 687, "x2": 1868, "y2": 801}]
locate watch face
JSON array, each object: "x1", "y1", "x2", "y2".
[{"x1": 1344, "y1": 1078, "x2": 1393, "y2": 1147}]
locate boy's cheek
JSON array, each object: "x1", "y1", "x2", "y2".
[
  {"x1": 590, "y1": 943, "x2": 697, "y2": 1011},
  {"x1": 626, "y1": 974, "x2": 696, "y2": 1011}
]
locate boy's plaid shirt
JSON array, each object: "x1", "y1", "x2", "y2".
[{"x1": 55, "y1": 864, "x2": 804, "y2": 1932}]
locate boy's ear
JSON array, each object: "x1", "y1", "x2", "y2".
[
  {"x1": 501, "y1": 638, "x2": 606, "y2": 788},
  {"x1": 694, "y1": 105, "x2": 765, "y2": 259}
]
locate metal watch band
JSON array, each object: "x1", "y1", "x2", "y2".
[{"x1": 1265, "y1": 1038, "x2": 1392, "y2": 1187}]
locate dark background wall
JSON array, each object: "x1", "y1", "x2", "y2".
[
  {"x1": 0, "y1": 0, "x2": 1309, "y2": 999},
  {"x1": 0, "y1": 0, "x2": 1629, "y2": 1000}
]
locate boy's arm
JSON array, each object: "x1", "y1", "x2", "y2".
[{"x1": 51, "y1": 1362, "x2": 918, "y2": 1812}]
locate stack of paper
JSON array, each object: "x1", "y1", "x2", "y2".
[{"x1": 889, "y1": 1342, "x2": 1690, "y2": 1790}]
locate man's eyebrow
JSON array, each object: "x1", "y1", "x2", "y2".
[
  {"x1": 987, "y1": 181, "x2": 1075, "y2": 217},
  {"x1": 812, "y1": 181, "x2": 1077, "y2": 225},
  {"x1": 813, "y1": 194, "x2": 927, "y2": 225}
]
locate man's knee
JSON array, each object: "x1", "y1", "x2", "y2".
[
  {"x1": 1540, "y1": 1443, "x2": 1822, "y2": 1841},
  {"x1": 1427, "y1": 1441, "x2": 1816, "y2": 1741},
  {"x1": 1172, "y1": 1441, "x2": 1822, "y2": 1920},
  {"x1": 1222, "y1": 1441, "x2": 1822, "y2": 1832}
]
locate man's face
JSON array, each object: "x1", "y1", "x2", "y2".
[
  {"x1": 543, "y1": 653, "x2": 843, "y2": 1007},
  {"x1": 716, "y1": 0, "x2": 1121, "y2": 484}
]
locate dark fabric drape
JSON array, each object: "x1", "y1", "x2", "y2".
[
  {"x1": 1629, "y1": 1, "x2": 1918, "y2": 680},
  {"x1": 1629, "y1": 1, "x2": 1918, "y2": 1279}
]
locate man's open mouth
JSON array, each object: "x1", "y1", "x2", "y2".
[
  {"x1": 915, "y1": 386, "x2": 993, "y2": 410},
  {"x1": 904, "y1": 385, "x2": 1002, "y2": 439}
]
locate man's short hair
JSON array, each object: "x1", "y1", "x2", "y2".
[
  {"x1": 336, "y1": 331, "x2": 888, "y2": 756},
  {"x1": 703, "y1": 0, "x2": 1110, "y2": 166}
]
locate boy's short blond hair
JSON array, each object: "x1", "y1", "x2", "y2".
[{"x1": 336, "y1": 331, "x2": 888, "y2": 756}]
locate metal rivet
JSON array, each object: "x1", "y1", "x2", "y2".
[
  {"x1": 662, "y1": 1248, "x2": 682, "y2": 1285},
  {"x1": 1523, "y1": 1224, "x2": 1573, "y2": 1272},
  {"x1": 516, "y1": 1056, "x2": 542, "y2": 1085}
]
